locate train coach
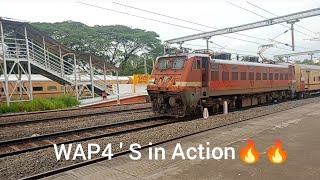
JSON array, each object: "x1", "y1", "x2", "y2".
[{"x1": 147, "y1": 53, "x2": 320, "y2": 117}]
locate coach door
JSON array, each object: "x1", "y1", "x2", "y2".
[{"x1": 201, "y1": 57, "x2": 209, "y2": 96}]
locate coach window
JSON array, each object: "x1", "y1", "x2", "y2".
[
  {"x1": 222, "y1": 72, "x2": 229, "y2": 81},
  {"x1": 275, "y1": 73, "x2": 279, "y2": 80},
  {"x1": 263, "y1": 73, "x2": 268, "y2": 80},
  {"x1": 256, "y1": 73, "x2": 261, "y2": 80},
  {"x1": 269, "y1": 73, "x2": 273, "y2": 80},
  {"x1": 48, "y1": 86, "x2": 57, "y2": 91},
  {"x1": 285, "y1": 74, "x2": 289, "y2": 80},
  {"x1": 17, "y1": 87, "x2": 28, "y2": 92},
  {"x1": 232, "y1": 72, "x2": 238, "y2": 80},
  {"x1": 280, "y1": 73, "x2": 284, "y2": 80},
  {"x1": 249, "y1": 72, "x2": 254, "y2": 80},
  {"x1": 33, "y1": 87, "x2": 43, "y2": 91},
  {"x1": 241, "y1": 72, "x2": 247, "y2": 80}
]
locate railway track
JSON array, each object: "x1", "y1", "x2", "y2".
[
  {"x1": 20, "y1": 97, "x2": 318, "y2": 180},
  {"x1": 0, "y1": 106, "x2": 152, "y2": 127},
  {"x1": 0, "y1": 102, "x2": 149, "y2": 118},
  {"x1": 0, "y1": 115, "x2": 180, "y2": 158}
]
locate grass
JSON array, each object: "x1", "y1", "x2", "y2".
[{"x1": 0, "y1": 95, "x2": 80, "y2": 114}]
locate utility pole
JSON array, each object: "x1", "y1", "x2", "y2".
[
  {"x1": 287, "y1": 19, "x2": 299, "y2": 51},
  {"x1": 309, "y1": 53, "x2": 314, "y2": 61},
  {"x1": 144, "y1": 55, "x2": 147, "y2": 74}
]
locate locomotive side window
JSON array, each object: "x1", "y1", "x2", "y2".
[
  {"x1": 222, "y1": 72, "x2": 229, "y2": 81},
  {"x1": 232, "y1": 72, "x2": 238, "y2": 80},
  {"x1": 249, "y1": 72, "x2": 254, "y2": 80},
  {"x1": 256, "y1": 73, "x2": 261, "y2": 80},
  {"x1": 280, "y1": 73, "x2": 284, "y2": 80},
  {"x1": 211, "y1": 71, "x2": 219, "y2": 81},
  {"x1": 263, "y1": 73, "x2": 268, "y2": 80},
  {"x1": 269, "y1": 73, "x2": 273, "y2": 80},
  {"x1": 157, "y1": 59, "x2": 169, "y2": 70},
  {"x1": 193, "y1": 60, "x2": 201, "y2": 69},
  {"x1": 172, "y1": 59, "x2": 184, "y2": 69},
  {"x1": 241, "y1": 72, "x2": 247, "y2": 80}
]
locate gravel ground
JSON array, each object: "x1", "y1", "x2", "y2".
[
  {"x1": 1, "y1": 97, "x2": 319, "y2": 180},
  {"x1": 0, "y1": 109, "x2": 154, "y2": 141},
  {"x1": 0, "y1": 103, "x2": 151, "y2": 123}
]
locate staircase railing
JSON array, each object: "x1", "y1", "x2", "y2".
[{"x1": 2, "y1": 37, "x2": 116, "y2": 96}]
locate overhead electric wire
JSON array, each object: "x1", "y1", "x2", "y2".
[
  {"x1": 77, "y1": 1, "x2": 204, "y2": 32},
  {"x1": 228, "y1": 1, "x2": 317, "y2": 51},
  {"x1": 184, "y1": 43, "x2": 276, "y2": 56},
  {"x1": 77, "y1": 1, "x2": 306, "y2": 55},
  {"x1": 228, "y1": 1, "x2": 315, "y2": 39},
  {"x1": 112, "y1": 1, "x2": 297, "y2": 51},
  {"x1": 246, "y1": 1, "x2": 319, "y2": 35}
]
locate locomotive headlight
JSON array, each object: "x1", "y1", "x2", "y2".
[{"x1": 168, "y1": 97, "x2": 176, "y2": 106}]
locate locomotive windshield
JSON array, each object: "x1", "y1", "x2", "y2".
[
  {"x1": 156, "y1": 57, "x2": 185, "y2": 70},
  {"x1": 157, "y1": 59, "x2": 169, "y2": 70},
  {"x1": 172, "y1": 59, "x2": 184, "y2": 69}
]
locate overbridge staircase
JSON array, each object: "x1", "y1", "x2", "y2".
[{"x1": 1, "y1": 36, "x2": 116, "y2": 98}]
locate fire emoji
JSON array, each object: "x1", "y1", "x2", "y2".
[
  {"x1": 240, "y1": 139, "x2": 259, "y2": 164},
  {"x1": 268, "y1": 139, "x2": 287, "y2": 164}
]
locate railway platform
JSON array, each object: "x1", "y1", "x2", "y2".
[
  {"x1": 44, "y1": 102, "x2": 320, "y2": 180},
  {"x1": 79, "y1": 92, "x2": 148, "y2": 108}
]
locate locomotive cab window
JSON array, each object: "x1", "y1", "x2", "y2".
[
  {"x1": 157, "y1": 59, "x2": 169, "y2": 70},
  {"x1": 172, "y1": 59, "x2": 184, "y2": 69}
]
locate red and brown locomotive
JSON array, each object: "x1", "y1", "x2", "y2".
[{"x1": 147, "y1": 52, "x2": 320, "y2": 117}]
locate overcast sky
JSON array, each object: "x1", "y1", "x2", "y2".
[{"x1": 1, "y1": 0, "x2": 319, "y2": 61}]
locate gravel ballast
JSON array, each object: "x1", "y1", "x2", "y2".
[
  {"x1": 0, "y1": 103, "x2": 151, "y2": 123},
  {"x1": 0, "y1": 109, "x2": 154, "y2": 141},
  {"x1": 1, "y1": 97, "x2": 319, "y2": 179}
]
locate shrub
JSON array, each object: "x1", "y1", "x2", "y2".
[{"x1": 0, "y1": 95, "x2": 80, "y2": 114}]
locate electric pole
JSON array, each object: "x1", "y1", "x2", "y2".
[{"x1": 287, "y1": 19, "x2": 300, "y2": 51}]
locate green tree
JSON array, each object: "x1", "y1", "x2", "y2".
[{"x1": 32, "y1": 21, "x2": 162, "y2": 68}]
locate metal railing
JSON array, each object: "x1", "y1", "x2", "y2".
[{"x1": 1, "y1": 37, "x2": 115, "y2": 96}]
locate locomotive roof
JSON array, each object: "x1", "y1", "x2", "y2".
[{"x1": 211, "y1": 59, "x2": 290, "y2": 68}]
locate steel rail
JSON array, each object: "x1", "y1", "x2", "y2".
[
  {"x1": 20, "y1": 98, "x2": 314, "y2": 180},
  {"x1": 0, "y1": 107, "x2": 152, "y2": 127},
  {"x1": 0, "y1": 115, "x2": 176, "y2": 158}
]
